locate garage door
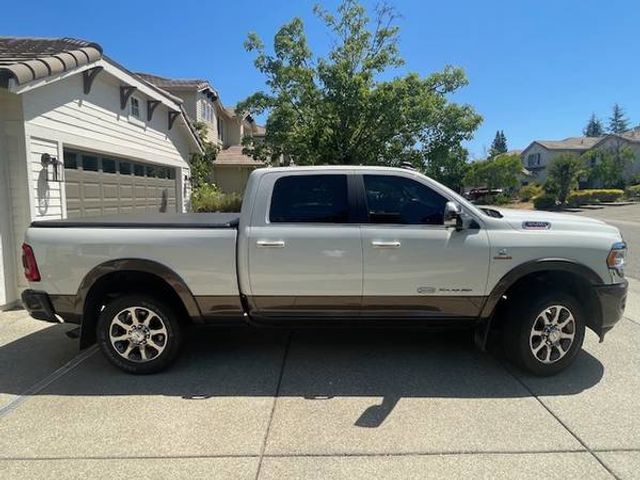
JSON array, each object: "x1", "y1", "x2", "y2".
[{"x1": 63, "y1": 150, "x2": 178, "y2": 218}]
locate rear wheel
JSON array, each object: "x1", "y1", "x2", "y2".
[
  {"x1": 97, "y1": 295, "x2": 183, "y2": 374},
  {"x1": 504, "y1": 292, "x2": 585, "y2": 376}
]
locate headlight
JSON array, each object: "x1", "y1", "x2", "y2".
[{"x1": 607, "y1": 242, "x2": 627, "y2": 274}]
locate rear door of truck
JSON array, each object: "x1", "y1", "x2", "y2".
[{"x1": 242, "y1": 170, "x2": 363, "y2": 321}]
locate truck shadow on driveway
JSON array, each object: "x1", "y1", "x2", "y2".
[{"x1": 0, "y1": 324, "x2": 605, "y2": 427}]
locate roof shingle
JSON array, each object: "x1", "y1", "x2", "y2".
[
  {"x1": 0, "y1": 37, "x2": 102, "y2": 86},
  {"x1": 214, "y1": 145, "x2": 264, "y2": 166}
]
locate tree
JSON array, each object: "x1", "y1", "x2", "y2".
[
  {"x1": 608, "y1": 103, "x2": 629, "y2": 134},
  {"x1": 190, "y1": 122, "x2": 218, "y2": 189},
  {"x1": 237, "y1": 0, "x2": 482, "y2": 167},
  {"x1": 545, "y1": 153, "x2": 583, "y2": 204},
  {"x1": 583, "y1": 113, "x2": 604, "y2": 137},
  {"x1": 423, "y1": 145, "x2": 470, "y2": 192},
  {"x1": 584, "y1": 143, "x2": 634, "y2": 189},
  {"x1": 488, "y1": 130, "x2": 507, "y2": 158},
  {"x1": 464, "y1": 153, "x2": 521, "y2": 190}
]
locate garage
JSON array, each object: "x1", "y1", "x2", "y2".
[
  {"x1": 0, "y1": 37, "x2": 202, "y2": 309},
  {"x1": 63, "y1": 150, "x2": 178, "y2": 217}
]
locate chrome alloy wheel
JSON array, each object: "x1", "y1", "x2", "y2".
[
  {"x1": 529, "y1": 305, "x2": 576, "y2": 364},
  {"x1": 108, "y1": 307, "x2": 168, "y2": 362}
]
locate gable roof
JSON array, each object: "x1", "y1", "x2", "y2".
[
  {"x1": 0, "y1": 37, "x2": 102, "y2": 87},
  {"x1": 136, "y1": 72, "x2": 218, "y2": 102},
  {"x1": 536, "y1": 136, "x2": 603, "y2": 150},
  {"x1": 214, "y1": 145, "x2": 264, "y2": 166}
]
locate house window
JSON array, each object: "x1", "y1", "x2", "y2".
[
  {"x1": 217, "y1": 116, "x2": 224, "y2": 142},
  {"x1": 527, "y1": 153, "x2": 541, "y2": 167},
  {"x1": 130, "y1": 97, "x2": 141, "y2": 119}
]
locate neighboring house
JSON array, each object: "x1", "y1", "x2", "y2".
[
  {"x1": 521, "y1": 131, "x2": 640, "y2": 185},
  {"x1": 0, "y1": 37, "x2": 202, "y2": 309},
  {"x1": 589, "y1": 130, "x2": 640, "y2": 182},
  {"x1": 137, "y1": 73, "x2": 265, "y2": 193},
  {"x1": 520, "y1": 137, "x2": 602, "y2": 183}
]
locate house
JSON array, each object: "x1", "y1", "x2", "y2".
[
  {"x1": 520, "y1": 137, "x2": 602, "y2": 183},
  {"x1": 0, "y1": 37, "x2": 202, "y2": 309},
  {"x1": 137, "y1": 73, "x2": 265, "y2": 193},
  {"x1": 588, "y1": 129, "x2": 640, "y2": 182},
  {"x1": 521, "y1": 131, "x2": 640, "y2": 186}
]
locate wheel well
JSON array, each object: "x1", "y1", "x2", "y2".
[
  {"x1": 80, "y1": 270, "x2": 192, "y2": 348},
  {"x1": 490, "y1": 269, "x2": 601, "y2": 334}
]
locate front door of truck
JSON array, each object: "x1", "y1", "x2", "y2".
[
  {"x1": 358, "y1": 173, "x2": 490, "y2": 319},
  {"x1": 245, "y1": 172, "x2": 363, "y2": 320}
]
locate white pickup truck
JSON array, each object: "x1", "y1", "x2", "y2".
[{"x1": 21, "y1": 166, "x2": 628, "y2": 375}]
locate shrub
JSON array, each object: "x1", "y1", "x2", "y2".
[
  {"x1": 518, "y1": 184, "x2": 543, "y2": 202},
  {"x1": 625, "y1": 184, "x2": 640, "y2": 199},
  {"x1": 533, "y1": 193, "x2": 557, "y2": 210},
  {"x1": 566, "y1": 189, "x2": 624, "y2": 207},
  {"x1": 192, "y1": 183, "x2": 243, "y2": 212}
]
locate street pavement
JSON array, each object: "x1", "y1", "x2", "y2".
[{"x1": 0, "y1": 204, "x2": 639, "y2": 479}]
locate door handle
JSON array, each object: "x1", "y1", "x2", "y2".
[
  {"x1": 256, "y1": 240, "x2": 285, "y2": 248},
  {"x1": 371, "y1": 240, "x2": 401, "y2": 248}
]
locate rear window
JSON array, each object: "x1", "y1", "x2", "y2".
[{"x1": 269, "y1": 174, "x2": 349, "y2": 223}]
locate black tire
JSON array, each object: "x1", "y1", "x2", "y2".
[
  {"x1": 97, "y1": 295, "x2": 183, "y2": 374},
  {"x1": 503, "y1": 291, "x2": 585, "y2": 376}
]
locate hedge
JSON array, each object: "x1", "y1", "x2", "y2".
[
  {"x1": 533, "y1": 193, "x2": 557, "y2": 210},
  {"x1": 192, "y1": 184, "x2": 243, "y2": 212},
  {"x1": 566, "y1": 189, "x2": 624, "y2": 207},
  {"x1": 626, "y1": 184, "x2": 640, "y2": 199}
]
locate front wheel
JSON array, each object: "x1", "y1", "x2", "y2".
[
  {"x1": 97, "y1": 295, "x2": 183, "y2": 374},
  {"x1": 503, "y1": 292, "x2": 586, "y2": 376}
]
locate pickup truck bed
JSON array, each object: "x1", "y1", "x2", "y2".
[{"x1": 31, "y1": 213, "x2": 240, "y2": 229}]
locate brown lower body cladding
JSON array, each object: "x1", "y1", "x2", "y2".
[{"x1": 49, "y1": 294, "x2": 486, "y2": 325}]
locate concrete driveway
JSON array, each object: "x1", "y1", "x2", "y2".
[{"x1": 1, "y1": 280, "x2": 639, "y2": 479}]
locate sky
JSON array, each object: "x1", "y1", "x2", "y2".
[{"x1": 2, "y1": 0, "x2": 639, "y2": 159}]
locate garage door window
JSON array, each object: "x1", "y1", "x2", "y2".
[
  {"x1": 64, "y1": 152, "x2": 77, "y2": 169},
  {"x1": 134, "y1": 164, "x2": 145, "y2": 176},
  {"x1": 102, "y1": 158, "x2": 117, "y2": 173},
  {"x1": 119, "y1": 162, "x2": 132, "y2": 175},
  {"x1": 82, "y1": 156, "x2": 98, "y2": 171}
]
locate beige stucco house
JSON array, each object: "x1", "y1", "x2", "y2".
[
  {"x1": 521, "y1": 130, "x2": 640, "y2": 185},
  {"x1": 137, "y1": 74, "x2": 265, "y2": 193},
  {"x1": 0, "y1": 37, "x2": 202, "y2": 309},
  {"x1": 520, "y1": 137, "x2": 602, "y2": 183}
]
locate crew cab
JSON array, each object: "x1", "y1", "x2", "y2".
[{"x1": 21, "y1": 166, "x2": 628, "y2": 375}]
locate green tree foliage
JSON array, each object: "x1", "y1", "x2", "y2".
[
  {"x1": 583, "y1": 113, "x2": 604, "y2": 137},
  {"x1": 608, "y1": 103, "x2": 630, "y2": 134},
  {"x1": 545, "y1": 153, "x2": 583, "y2": 204},
  {"x1": 464, "y1": 153, "x2": 521, "y2": 190},
  {"x1": 190, "y1": 122, "x2": 218, "y2": 189},
  {"x1": 422, "y1": 145, "x2": 470, "y2": 192},
  {"x1": 237, "y1": 0, "x2": 481, "y2": 168},
  {"x1": 584, "y1": 144, "x2": 634, "y2": 189},
  {"x1": 488, "y1": 130, "x2": 507, "y2": 158}
]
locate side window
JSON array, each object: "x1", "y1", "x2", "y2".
[
  {"x1": 270, "y1": 174, "x2": 349, "y2": 223},
  {"x1": 363, "y1": 175, "x2": 447, "y2": 225}
]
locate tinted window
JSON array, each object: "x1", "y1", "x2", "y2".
[
  {"x1": 134, "y1": 164, "x2": 145, "y2": 177},
  {"x1": 119, "y1": 162, "x2": 132, "y2": 175},
  {"x1": 63, "y1": 152, "x2": 77, "y2": 169},
  {"x1": 82, "y1": 155, "x2": 98, "y2": 171},
  {"x1": 102, "y1": 158, "x2": 116, "y2": 173},
  {"x1": 363, "y1": 175, "x2": 447, "y2": 225},
  {"x1": 270, "y1": 175, "x2": 349, "y2": 223}
]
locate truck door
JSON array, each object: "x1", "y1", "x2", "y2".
[
  {"x1": 244, "y1": 172, "x2": 363, "y2": 320},
  {"x1": 358, "y1": 173, "x2": 490, "y2": 319}
]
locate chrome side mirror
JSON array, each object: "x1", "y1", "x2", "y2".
[{"x1": 444, "y1": 201, "x2": 462, "y2": 229}]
